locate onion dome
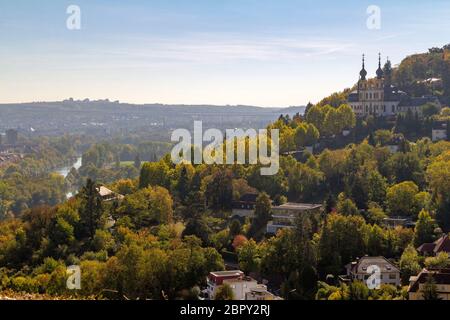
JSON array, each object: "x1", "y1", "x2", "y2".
[{"x1": 360, "y1": 54, "x2": 367, "y2": 80}]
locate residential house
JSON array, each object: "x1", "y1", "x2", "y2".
[
  {"x1": 409, "y1": 268, "x2": 450, "y2": 300},
  {"x1": 206, "y1": 270, "x2": 280, "y2": 300},
  {"x1": 266, "y1": 203, "x2": 322, "y2": 234},
  {"x1": 382, "y1": 217, "x2": 415, "y2": 229},
  {"x1": 417, "y1": 235, "x2": 450, "y2": 257},
  {"x1": 97, "y1": 186, "x2": 124, "y2": 202},
  {"x1": 231, "y1": 193, "x2": 258, "y2": 218},
  {"x1": 345, "y1": 256, "x2": 401, "y2": 287}
]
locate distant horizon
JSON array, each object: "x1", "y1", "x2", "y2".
[
  {"x1": 0, "y1": 98, "x2": 308, "y2": 109},
  {"x1": 1, "y1": 0, "x2": 450, "y2": 106}
]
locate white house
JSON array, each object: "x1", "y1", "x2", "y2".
[
  {"x1": 345, "y1": 256, "x2": 401, "y2": 287},
  {"x1": 206, "y1": 271, "x2": 280, "y2": 300}
]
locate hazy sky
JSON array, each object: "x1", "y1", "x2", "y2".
[{"x1": 1, "y1": 0, "x2": 449, "y2": 107}]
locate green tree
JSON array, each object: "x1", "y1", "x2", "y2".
[
  {"x1": 424, "y1": 252, "x2": 450, "y2": 269},
  {"x1": 336, "y1": 104, "x2": 356, "y2": 130},
  {"x1": 294, "y1": 123, "x2": 319, "y2": 148},
  {"x1": 215, "y1": 283, "x2": 235, "y2": 300},
  {"x1": 248, "y1": 192, "x2": 272, "y2": 240},
  {"x1": 78, "y1": 179, "x2": 104, "y2": 241},
  {"x1": 414, "y1": 209, "x2": 436, "y2": 247},
  {"x1": 229, "y1": 219, "x2": 242, "y2": 238},
  {"x1": 306, "y1": 105, "x2": 329, "y2": 132},
  {"x1": 139, "y1": 161, "x2": 170, "y2": 189},
  {"x1": 205, "y1": 169, "x2": 233, "y2": 211},
  {"x1": 348, "y1": 281, "x2": 369, "y2": 300},
  {"x1": 399, "y1": 245, "x2": 421, "y2": 284},
  {"x1": 176, "y1": 165, "x2": 192, "y2": 203},
  {"x1": 427, "y1": 158, "x2": 450, "y2": 231},
  {"x1": 386, "y1": 181, "x2": 419, "y2": 217},
  {"x1": 367, "y1": 170, "x2": 387, "y2": 205},
  {"x1": 318, "y1": 214, "x2": 366, "y2": 276},
  {"x1": 237, "y1": 239, "x2": 261, "y2": 274},
  {"x1": 422, "y1": 274, "x2": 441, "y2": 300},
  {"x1": 336, "y1": 194, "x2": 359, "y2": 216},
  {"x1": 182, "y1": 218, "x2": 212, "y2": 246}
]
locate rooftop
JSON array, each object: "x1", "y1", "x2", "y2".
[
  {"x1": 347, "y1": 256, "x2": 400, "y2": 274},
  {"x1": 209, "y1": 270, "x2": 244, "y2": 278},
  {"x1": 409, "y1": 268, "x2": 450, "y2": 293},
  {"x1": 273, "y1": 203, "x2": 322, "y2": 211},
  {"x1": 417, "y1": 235, "x2": 450, "y2": 255}
]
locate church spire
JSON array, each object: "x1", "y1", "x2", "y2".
[
  {"x1": 360, "y1": 54, "x2": 367, "y2": 80},
  {"x1": 376, "y1": 52, "x2": 384, "y2": 79}
]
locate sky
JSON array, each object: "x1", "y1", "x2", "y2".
[{"x1": 0, "y1": 0, "x2": 450, "y2": 107}]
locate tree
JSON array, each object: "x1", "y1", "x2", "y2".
[
  {"x1": 414, "y1": 209, "x2": 436, "y2": 247},
  {"x1": 318, "y1": 214, "x2": 366, "y2": 276},
  {"x1": 176, "y1": 165, "x2": 191, "y2": 202},
  {"x1": 425, "y1": 252, "x2": 450, "y2": 269},
  {"x1": 205, "y1": 169, "x2": 233, "y2": 211},
  {"x1": 366, "y1": 202, "x2": 387, "y2": 225},
  {"x1": 367, "y1": 224, "x2": 388, "y2": 256},
  {"x1": 373, "y1": 130, "x2": 393, "y2": 146},
  {"x1": 237, "y1": 239, "x2": 261, "y2": 274},
  {"x1": 427, "y1": 158, "x2": 450, "y2": 231},
  {"x1": 336, "y1": 194, "x2": 359, "y2": 216},
  {"x1": 367, "y1": 170, "x2": 387, "y2": 205},
  {"x1": 323, "y1": 108, "x2": 340, "y2": 136},
  {"x1": 215, "y1": 283, "x2": 235, "y2": 300},
  {"x1": 285, "y1": 160, "x2": 324, "y2": 202},
  {"x1": 336, "y1": 104, "x2": 356, "y2": 130},
  {"x1": 119, "y1": 186, "x2": 173, "y2": 227},
  {"x1": 305, "y1": 105, "x2": 330, "y2": 133},
  {"x1": 422, "y1": 274, "x2": 441, "y2": 300},
  {"x1": 399, "y1": 245, "x2": 421, "y2": 284},
  {"x1": 229, "y1": 219, "x2": 242, "y2": 238},
  {"x1": 248, "y1": 192, "x2": 272, "y2": 240},
  {"x1": 183, "y1": 191, "x2": 206, "y2": 220},
  {"x1": 139, "y1": 161, "x2": 170, "y2": 189},
  {"x1": 232, "y1": 235, "x2": 248, "y2": 251},
  {"x1": 386, "y1": 152, "x2": 424, "y2": 186},
  {"x1": 182, "y1": 218, "x2": 212, "y2": 246},
  {"x1": 294, "y1": 123, "x2": 319, "y2": 148},
  {"x1": 348, "y1": 281, "x2": 369, "y2": 300},
  {"x1": 386, "y1": 181, "x2": 419, "y2": 217},
  {"x1": 78, "y1": 179, "x2": 104, "y2": 241}
]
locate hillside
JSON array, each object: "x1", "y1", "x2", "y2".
[{"x1": 316, "y1": 44, "x2": 450, "y2": 107}]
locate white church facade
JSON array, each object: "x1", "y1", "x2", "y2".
[{"x1": 348, "y1": 54, "x2": 441, "y2": 117}]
